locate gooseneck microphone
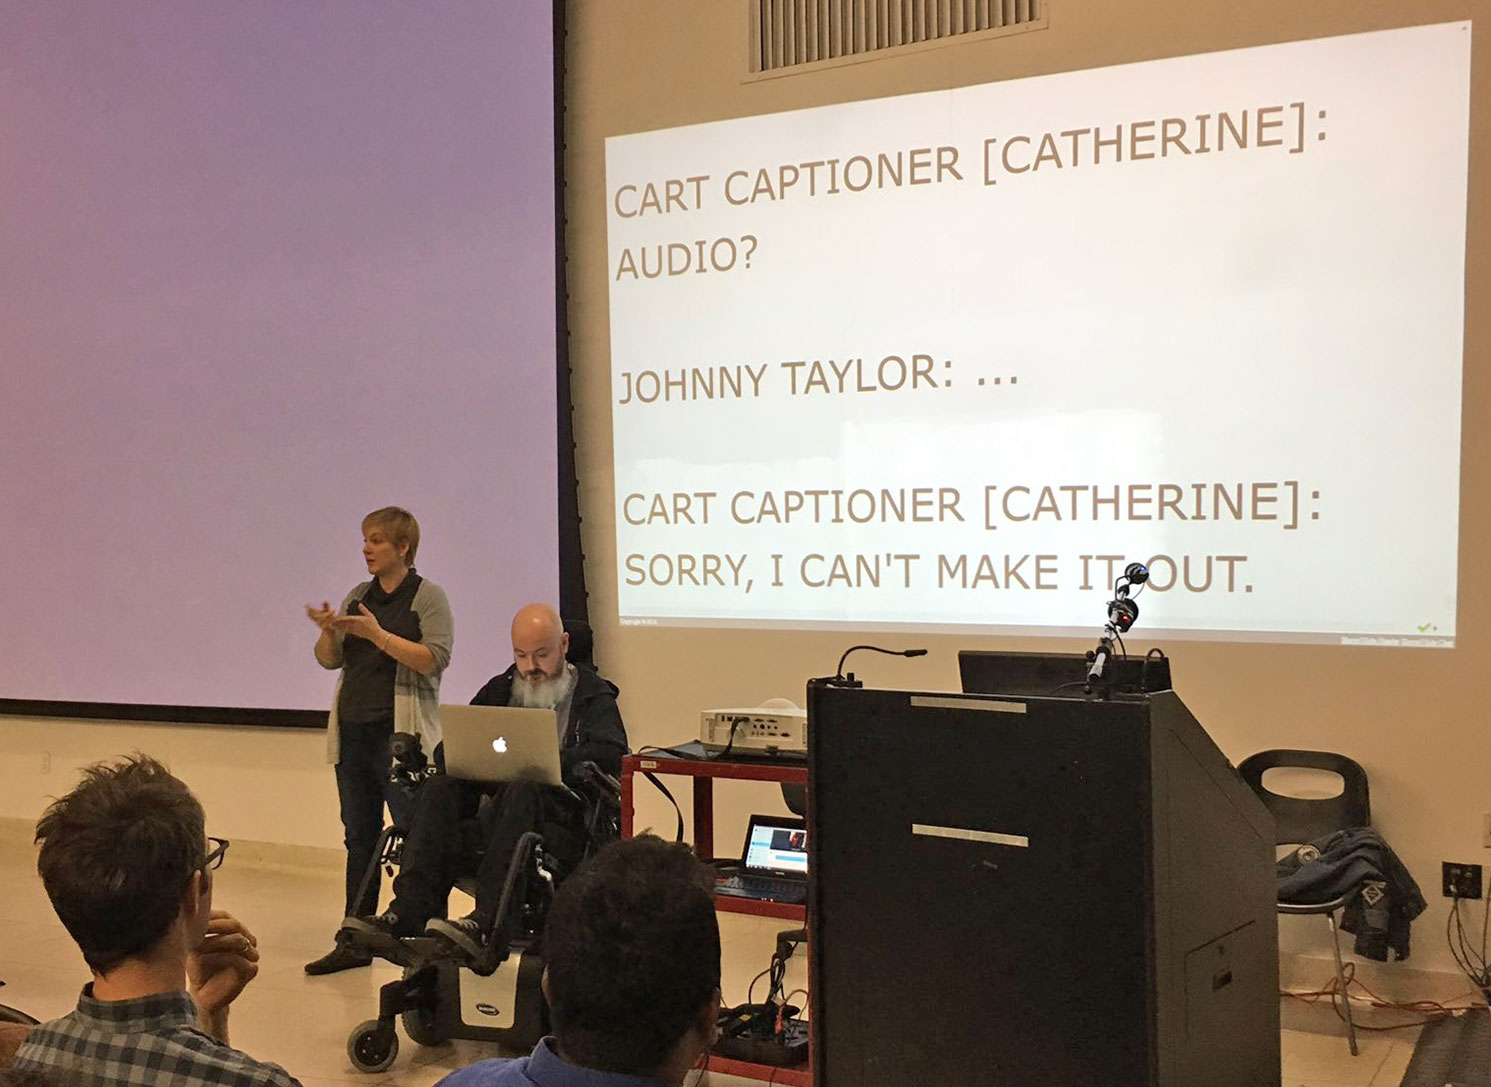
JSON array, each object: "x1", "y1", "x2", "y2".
[
  {"x1": 1085, "y1": 563, "x2": 1149, "y2": 695},
  {"x1": 811, "y1": 645, "x2": 929, "y2": 689}
]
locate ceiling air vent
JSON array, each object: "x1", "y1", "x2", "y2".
[{"x1": 751, "y1": 0, "x2": 1044, "y2": 74}]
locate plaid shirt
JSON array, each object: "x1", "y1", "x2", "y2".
[{"x1": 13, "y1": 985, "x2": 300, "y2": 1087}]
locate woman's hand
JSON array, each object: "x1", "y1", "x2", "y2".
[
  {"x1": 331, "y1": 603, "x2": 386, "y2": 643},
  {"x1": 305, "y1": 601, "x2": 337, "y2": 632}
]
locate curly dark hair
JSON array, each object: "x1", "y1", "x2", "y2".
[
  {"x1": 542, "y1": 835, "x2": 720, "y2": 1074},
  {"x1": 35, "y1": 755, "x2": 206, "y2": 975}
]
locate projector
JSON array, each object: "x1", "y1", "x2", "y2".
[{"x1": 699, "y1": 704, "x2": 807, "y2": 755}]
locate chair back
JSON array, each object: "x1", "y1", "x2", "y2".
[
  {"x1": 1236, "y1": 749, "x2": 1370, "y2": 846},
  {"x1": 563, "y1": 618, "x2": 595, "y2": 670},
  {"x1": 0, "y1": 1003, "x2": 37, "y2": 1071}
]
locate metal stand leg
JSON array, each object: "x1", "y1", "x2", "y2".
[{"x1": 1326, "y1": 910, "x2": 1359, "y2": 1056}]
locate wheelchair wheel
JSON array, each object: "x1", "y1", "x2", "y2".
[
  {"x1": 347, "y1": 1018, "x2": 398, "y2": 1074},
  {"x1": 398, "y1": 963, "x2": 448, "y2": 1047},
  {"x1": 401, "y1": 1004, "x2": 447, "y2": 1048}
]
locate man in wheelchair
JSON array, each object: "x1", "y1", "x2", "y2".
[{"x1": 342, "y1": 603, "x2": 627, "y2": 968}]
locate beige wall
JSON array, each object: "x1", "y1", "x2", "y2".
[
  {"x1": 2, "y1": 0, "x2": 1485, "y2": 982},
  {"x1": 0, "y1": 715, "x2": 341, "y2": 848},
  {"x1": 564, "y1": 0, "x2": 1491, "y2": 978}
]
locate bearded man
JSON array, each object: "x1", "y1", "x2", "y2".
[{"x1": 343, "y1": 604, "x2": 627, "y2": 961}]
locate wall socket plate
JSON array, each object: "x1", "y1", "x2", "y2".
[
  {"x1": 1443, "y1": 861, "x2": 1484, "y2": 899},
  {"x1": 1483, "y1": 812, "x2": 1491, "y2": 849}
]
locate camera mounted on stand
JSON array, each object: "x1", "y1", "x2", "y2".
[
  {"x1": 389, "y1": 732, "x2": 435, "y2": 796},
  {"x1": 1085, "y1": 562, "x2": 1150, "y2": 698}
]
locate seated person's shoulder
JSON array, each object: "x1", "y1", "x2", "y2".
[
  {"x1": 16, "y1": 1017, "x2": 300, "y2": 1087},
  {"x1": 436, "y1": 1056, "x2": 533, "y2": 1086},
  {"x1": 10, "y1": 1017, "x2": 79, "y2": 1070},
  {"x1": 171, "y1": 1026, "x2": 302, "y2": 1086},
  {"x1": 577, "y1": 667, "x2": 619, "y2": 702},
  {"x1": 470, "y1": 670, "x2": 515, "y2": 706}
]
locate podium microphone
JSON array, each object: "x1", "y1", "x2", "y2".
[{"x1": 810, "y1": 645, "x2": 928, "y2": 689}]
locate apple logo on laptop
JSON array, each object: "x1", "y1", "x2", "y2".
[{"x1": 492, "y1": 737, "x2": 508, "y2": 754}]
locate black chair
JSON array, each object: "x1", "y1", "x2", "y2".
[
  {"x1": 562, "y1": 618, "x2": 595, "y2": 670},
  {"x1": 0, "y1": 1002, "x2": 38, "y2": 1027},
  {"x1": 1236, "y1": 748, "x2": 1371, "y2": 1056},
  {"x1": 0, "y1": 997, "x2": 39, "y2": 1071}
]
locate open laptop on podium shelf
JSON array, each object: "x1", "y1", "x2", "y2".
[{"x1": 715, "y1": 813, "x2": 808, "y2": 905}]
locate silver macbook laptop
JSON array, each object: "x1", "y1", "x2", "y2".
[{"x1": 440, "y1": 704, "x2": 562, "y2": 787}]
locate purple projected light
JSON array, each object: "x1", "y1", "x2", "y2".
[{"x1": 0, "y1": 1, "x2": 559, "y2": 711}]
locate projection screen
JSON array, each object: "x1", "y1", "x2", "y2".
[
  {"x1": 605, "y1": 22, "x2": 1470, "y2": 648},
  {"x1": 0, "y1": 0, "x2": 564, "y2": 717}
]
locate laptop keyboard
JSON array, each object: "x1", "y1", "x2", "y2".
[{"x1": 718, "y1": 874, "x2": 807, "y2": 904}]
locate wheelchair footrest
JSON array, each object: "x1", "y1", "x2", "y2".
[{"x1": 341, "y1": 930, "x2": 467, "y2": 972}]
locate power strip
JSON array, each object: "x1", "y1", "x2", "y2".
[{"x1": 712, "y1": 1017, "x2": 808, "y2": 1067}]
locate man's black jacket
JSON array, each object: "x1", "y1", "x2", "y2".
[{"x1": 470, "y1": 665, "x2": 628, "y2": 783}]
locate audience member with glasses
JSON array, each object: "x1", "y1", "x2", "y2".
[{"x1": 10, "y1": 755, "x2": 301, "y2": 1087}]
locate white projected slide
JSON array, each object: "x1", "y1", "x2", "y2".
[{"x1": 605, "y1": 23, "x2": 1470, "y2": 646}]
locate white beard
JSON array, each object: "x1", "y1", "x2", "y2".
[{"x1": 512, "y1": 664, "x2": 576, "y2": 710}]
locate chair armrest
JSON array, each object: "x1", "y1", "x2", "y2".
[{"x1": 573, "y1": 761, "x2": 621, "y2": 799}]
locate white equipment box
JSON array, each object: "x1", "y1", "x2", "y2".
[{"x1": 699, "y1": 705, "x2": 807, "y2": 755}]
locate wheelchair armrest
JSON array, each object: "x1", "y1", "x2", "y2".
[{"x1": 572, "y1": 761, "x2": 621, "y2": 799}]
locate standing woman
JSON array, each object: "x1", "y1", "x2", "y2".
[{"x1": 303, "y1": 506, "x2": 453, "y2": 974}]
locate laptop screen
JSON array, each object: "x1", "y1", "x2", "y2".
[{"x1": 742, "y1": 815, "x2": 808, "y2": 878}]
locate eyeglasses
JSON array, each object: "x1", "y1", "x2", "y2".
[{"x1": 201, "y1": 837, "x2": 230, "y2": 872}]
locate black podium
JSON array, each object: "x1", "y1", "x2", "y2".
[{"x1": 806, "y1": 682, "x2": 1279, "y2": 1087}]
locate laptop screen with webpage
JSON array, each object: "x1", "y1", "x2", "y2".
[{"x1": 742, "y1": 814, "x2": 808, "y2": 878}]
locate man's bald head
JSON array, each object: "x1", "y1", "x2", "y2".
[
  {"x1": 512, "y1": 603, "x2": 563, "y2": 644},
  {"x1": 512, "y1": 603, "x2": 569, "y2": 682}
]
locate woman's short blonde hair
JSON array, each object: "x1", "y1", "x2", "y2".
[{"x1": 362, "y1": 506, "x2": 420, "y2": 566}]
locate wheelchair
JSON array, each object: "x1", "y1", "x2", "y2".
[{"x1": 341, "y1": 761, "x2": 621, "y2": 1074}]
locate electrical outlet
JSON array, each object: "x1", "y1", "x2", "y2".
[
  {"x1": 1483, "y1": 813, "x2": 1491, "y2": 849},
  {"x1": 1442, "y1": 861, "x2": 1483, "y2": 899}
]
